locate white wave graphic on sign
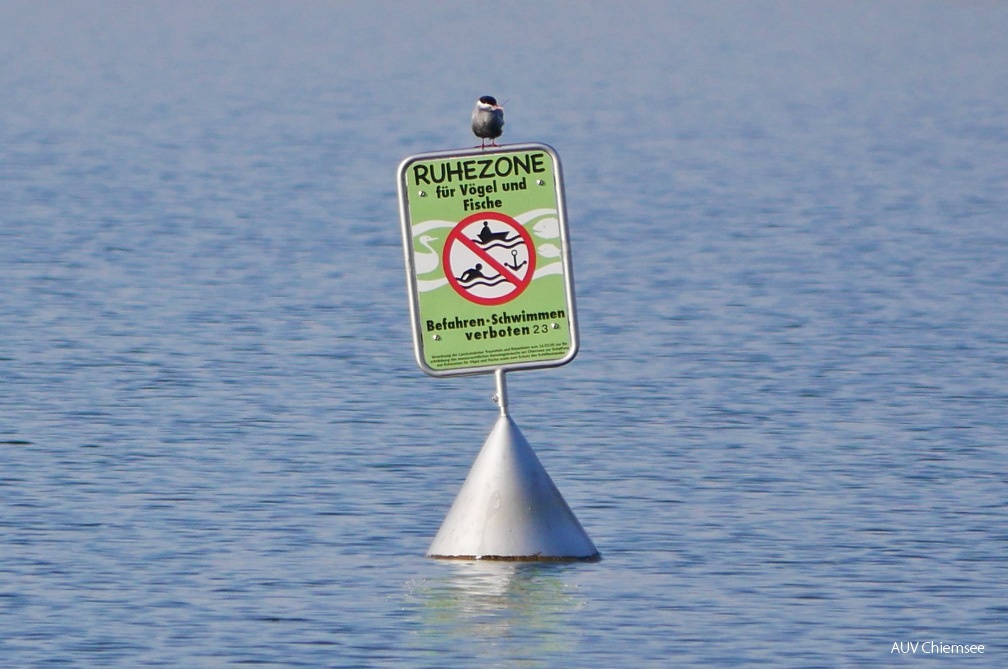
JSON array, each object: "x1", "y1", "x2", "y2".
[{"x1": 412, "y1": 209, "x2": 560, "y2": 293}]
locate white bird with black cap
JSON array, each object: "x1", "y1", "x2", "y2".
[{"x1": 471, "y1": 95, "x2": 504, "y2": 149}]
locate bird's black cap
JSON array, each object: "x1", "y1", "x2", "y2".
[{"x1": 478, "y1": 95, "x2": 498, "y2": 105}]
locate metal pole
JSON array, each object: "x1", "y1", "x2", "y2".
[{"x1": 493, "y1": 368, "x2": 509, "y2": 417}]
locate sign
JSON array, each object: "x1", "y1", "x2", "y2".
[{"x1": 398, "y1": 143, "x2": 578, "y2": 377}]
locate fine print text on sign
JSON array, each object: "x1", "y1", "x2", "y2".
[{"x1": 398, "y1": 143, "x2": 578, "y2": 377}]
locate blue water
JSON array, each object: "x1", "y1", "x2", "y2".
[{"x1": 2, "y1": 1, "x2": 1006, "y2": 666}]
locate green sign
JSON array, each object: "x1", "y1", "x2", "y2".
[{"x1": 397, "y1": 143, "x2": 578, "y2": 377}]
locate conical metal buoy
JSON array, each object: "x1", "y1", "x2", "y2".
[{"x1": 427, "y1": 371, "x2": 598, "y2": 561}]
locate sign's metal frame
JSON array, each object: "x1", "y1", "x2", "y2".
[{"x1": 397, "y1": 142, "x2": 579, "y2": 377}]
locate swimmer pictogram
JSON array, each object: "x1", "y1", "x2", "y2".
[{"x1": 443, "y1": 211, "x2": 536, "y2": 306}]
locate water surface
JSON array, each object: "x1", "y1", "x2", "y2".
[{"x1": 2, "y1": 2, "x2": 1006, "y2": 666}]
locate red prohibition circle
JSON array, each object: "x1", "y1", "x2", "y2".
[{"x1": 442, "y1": 211, "x2": 537, "y2": 306}]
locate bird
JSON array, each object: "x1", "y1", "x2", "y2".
[
  {"x1": 413, "y1": 235, "x2": 441, "y2": 275},
  {"x1": 471, "y1": 95, "x2": 504, "y2": 149}
]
